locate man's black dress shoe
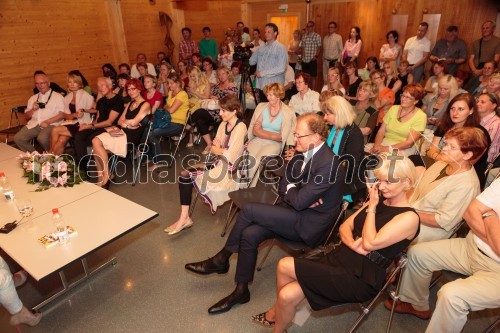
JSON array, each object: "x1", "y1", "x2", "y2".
[
  {"x1": 185, "y1": 258, "x2": 229, "y2": 275},
  {"x1": 208, "y1": 289, "x2": 251, "y2": 314}
]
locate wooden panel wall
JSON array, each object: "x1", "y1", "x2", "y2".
[
  {"x1": 0, "y1": 0, "x2": 116, "y2": 129},
  {"x1": 248, "y1": 2, "x2": 307, "y2": 38}
]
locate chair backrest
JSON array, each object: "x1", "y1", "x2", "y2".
[{"x1": 12, "y1": 106, "x2": 27, "y2": 113}]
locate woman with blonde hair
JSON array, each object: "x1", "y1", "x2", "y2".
[
  {"x1": 247, "y1": 83, "x2": 296, "y2": 186},
  {"x1": 422, "y1": 74, "x2": 458, "y2": 130},
  {"x1": 322, "y1": 96, "x2": 366, "y2": 201},
  {"x1": 49, "y1": 73, "x2": 95, "y2": 154},
  {"x1": 253, "y1": 154, "x2": 419, "y2": 332},
  {"x1": 351, "y1": 81, "x2": 378, "y2": 139},
  {"x1": 185, "y1": 66, "x2": 210, "y2": 147},
  {"x1": 218, "y1": 41, "x2": 233, "y2": 70},
  {"x1": 383, "y1": 60, "x2": 402, "y2": 95},
  {"x1": 321, "y1": 67, "x2": 346, "y2": 96}
]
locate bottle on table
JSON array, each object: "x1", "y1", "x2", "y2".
[
  {"x1": 52, "y1": 208, "x2": 68, "y2": 244},
  {"x1": 0, "y1": 172, "x2": 14, "y2": 200}
]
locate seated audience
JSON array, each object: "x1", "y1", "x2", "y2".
[
  {"x1": 136, "y1": 62, "x2": 149, "y2": 85},
  {"x1": 283, "y1": 64, "x2": 297, "y2": 102},
  {"x1": 14, "y1": 72, "x2": 66, "y2": 152},
  {"x1": 358, "y1": 56, "x2": 379, "y2": 81},
  {"x1": 424, "y1": 60, "x2": 447, "y2": 94},
  {"x1": 49, "y1": 73, "x2": 95, "y2": 154},
  {"x1": 165, "y1": 95, "x2": 247, "y2": 235},
  {"x1": 184, "y1": 113, "x2": 347, "y2": 314},
  {"x1": 397, "y1": 60, "x2": 414, "y2": 92},
  {"x1": 424, "y1": 93, "x2": 491, "y2": 186},
  {"x1": 410, "y1": 127, "x2": 487, "y2": 243},
  {"x1": 189, "y1": 66, "x2": 237, "y2": 155},
  {"x1": 118, "y1": 63, "x2": 131, "y2": 76},
  {"x1": 218, "y1": 41, "x2": 233, "y2": 70},
  {"x1": 231, "y1": 61, "x2": 242, "y2": 95},
  {"x1": 253, "y1": 154, "x2": 419, "y2": 332},
  {"x1": 387, "y1": 178, "x2": 500, "y2": 333},
  {"x1": 177, "y1": 60, "x2": 190, "y2": 88},
  {"x1": 246, "y1": 83, "x2": 296, "y2": 186},
  {"x1": 371, "y1": 83, "x2": 426, "y2": 155},
  {"x1": 102, "y1": 63, "x2": 118, "y2": 86},
  {"x1": 185, "y1": 66, "x2": 211, "y2": 147},
  {"x1": 465, "y1": 60, "x2": 496, "y2": 95},
  {"x1": 453, "y1": 69, "x2": 469, "y2": 94},
  {"x1": 370, "y1": 69, "x2": 395, "y2": 126},
  {"x1": 92, "y1": 78, "x2": 151, "y2": 187},
  {"x1": 476, "y1": 92, "x2": 499, "y2": 163},
  {"x1": 343, "y1": 60, "x2": 362, "y2": 100},
  {"x1": 379, "y1": 30, "x2": 402, "y2": 67},
  {"x1": 142, "y1": 74, "x2": 163, "y2": 114},
  {"x1": 321, "y1": 67, "x2": 346, "y2": 96},
  {"x1": 131, "y1": 53, "x2": 156, "y2": 78},
  {"x1": 157, "y1": 63, "x2": 172, "y2": 96},
  {"x1": 191, "y1": 52, "x2": 203, "y2": 69},
  {"x1": 289, "y1": 72, "x2": 321, "y2": 116},
  {"x1": 74, "y1": 77, "x2": 124, "y2": 169},
  {"x1": 202, "y1": 57, "x2": 218, "y2": 86},
  {"x1": 383, "y1": 60, "x2": 402, "y2": 99},
  {"x1": 322, "y1": 96, "x2": 366, "y2": 201},
  {"x1": 116, "y1": 73, "x2": 131, "y2": 104},
  {"x1": 147, "y1": 72, "x2": 189, "y2": 171},
  {"x1": 421, "y1": 74, "x2": 458, "y2": 130},
  {"x1": 0, "y1": 256, "x2": 41, "y2": 327},
  {"x1": 480, "y1": 73, "x2": 500, "y2": 98},
  {"x1": 350, "y1": 81, "x2": 378, "y2": 139},
  {"x1": 32, "y1": 70, "x2": 67, "y2": 96},
  {"x1": 68, "y1": 70, "x2": 92, "y2": 95}
]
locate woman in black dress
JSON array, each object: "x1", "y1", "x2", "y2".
[{"x1": 252, "y1": 154, "x2": 420, "y2": 332}]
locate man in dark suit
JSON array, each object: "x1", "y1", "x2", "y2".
[{"x1": 185, "y1": 113, "x2": 346, "y2": 314}]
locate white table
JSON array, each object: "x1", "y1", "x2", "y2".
[
  {"x1": 0, "y1": 146, "x2": 158, "y2": 310},
  {"x1": 0, "y1": 143, "x2": 23, "y2": 162}
]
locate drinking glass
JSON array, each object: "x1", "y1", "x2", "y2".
[{"x1": 15, "y1": 199, "x2": 33, "y2": 224}]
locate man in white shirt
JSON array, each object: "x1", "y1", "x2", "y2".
[
  {"x1": 131, "y1": 53, "x2": 156, "y2": 78},
  {"x1": 386, "y1": 178, "x2": 500, "y2": 333},
  {"x1": 322, "y1": 21, "x2": 343, "y2": 82},
  {"x1": 403, "y1": 22, "x2": 431, "y2": 84},
  {"x1": 14, "y1": 73, "x2": 66, "y2": 152}
]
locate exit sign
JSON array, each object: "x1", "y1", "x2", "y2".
[{"x1": 279, "y1": 4, "x2": 288, "y2": 13}]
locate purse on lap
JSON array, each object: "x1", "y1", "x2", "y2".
[{"x1": 152, "y1": 108, "x2": 171, "y2": 129}]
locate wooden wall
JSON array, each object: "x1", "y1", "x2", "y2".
[{"x1": 0, "y1": 0, "x2": 498, "y2": 130}]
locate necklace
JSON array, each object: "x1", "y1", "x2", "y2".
[
  {"x1": 269, "y1": 103, "x2": 281, "y2": 117},
  {"x1": 397, "y1": 106, "x2": 415, "y2": 122}
]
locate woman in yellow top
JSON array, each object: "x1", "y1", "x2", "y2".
[
  {"x1": 147, "y1": 72, "x2": 189, "y2": 171},
  {"x1": 371, "y1": 83, "x2": 427, "y2": 155},
  {"x1": 185, "y1": 66, "x2": 210, "y2": 148}
]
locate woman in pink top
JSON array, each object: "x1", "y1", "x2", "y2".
[{"x1": 341, "y1": 27, "x2": 362, "y2": 67}]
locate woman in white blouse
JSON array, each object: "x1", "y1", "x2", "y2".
[{"x1": 289, "y1": 72, "x2": 320, "y2": 116}]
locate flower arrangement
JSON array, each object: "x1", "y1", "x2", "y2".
[{"x1": 17, "y1": 152, "x2": 85, "y2": 191}]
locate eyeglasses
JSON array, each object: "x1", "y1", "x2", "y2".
[
  {"x1": 372, "y1": 76, "x2": 382, "y2": 80},
  {"x1": 127, "y1": 87, "x2": 138, "y2": 92},
  {"x1": 294, "y1": 133, "x2": 314, "y2": 139},
  {"x1": 442, "y1": 142, "x2": 460, "y2": 151},
  {"x1": 401, "y1": 94, "x2": 415, "y2": 100}
]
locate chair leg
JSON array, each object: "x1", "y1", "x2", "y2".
[
  {"x1": 221, "y1": 202, "x2": 238, "y2": 237},
  {"x1": 256, "y1": 239, "x2": 276, "y2": 272},
  {"x1": 386, "y1": 259, "x2": 407, "y2": 333},
  {"x1": 189, "y1": 192, "x2": 198, "y2": 217},
  {"x1": 429, "y1": 271, "x2": 443, "y2": 289}
]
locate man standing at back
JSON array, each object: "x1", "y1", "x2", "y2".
[
  {"x1": 249, "y1": 23, "x2": 288, "y2": 102},
  {"x1": 300, "y1": 21, "x2": 322, "y2": 90},
  {"x1": 403, "y1": 22, "x2": 431, "y2": 84},
  {"x1": 179, "y1": 27, "x2": 199, "y2": 67},
  {"x1": 199, "y1": 26, "x2": 218, "y2": 62},
  {"x1": 429, "y1": 26, "x2": 467, "y2": 75},
  {"x1": 322, "y1": 21, "x2": 343, "y2": 82},
  {"x1": 468, "y1": 20, "x2": 500, "y2": 77}
]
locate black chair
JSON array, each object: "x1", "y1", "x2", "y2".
[{"x1": 0, "y1": 106, "x2": 27, "y2": 143}]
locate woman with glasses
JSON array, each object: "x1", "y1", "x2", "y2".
[
  {"x1": 252, "y1": 154, "x2": 419, "y2": 332},
  {"x1": 202, "y1": 57, "x2": 218, "y2": 86},
  {"x1": 289, "y1": 72, "x2": 321, "y2": 116},
  {"x1": 409, "y1": 127, "x2": 487, "y2": 243},
  {"x1": 321, "y1": 67, "x2": 345, "y2": 96},
  {"x1": 370, "y1": 69, "x2": 395, "y2": 127},
  {"x1": 165, "y1": 95, "x2": 247, "y2": 235},
  {"x1": 417, "y1": 93, "x2": 490, "y2": 187},
  {"x1": 370, "y1": 83, "x2": 426, "y2": 156}
]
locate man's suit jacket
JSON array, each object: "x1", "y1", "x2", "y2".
[{"x1": 278, "y1": 143, "x2": 346, "y2": 247}]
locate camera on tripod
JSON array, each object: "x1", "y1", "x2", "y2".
[{"x1": 233, "y1": 43, "x2": 253, "y2": 62}]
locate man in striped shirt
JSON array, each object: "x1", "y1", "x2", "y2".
[{"x1": 249, "y1": 23, "x2": 288, "y2": 102}]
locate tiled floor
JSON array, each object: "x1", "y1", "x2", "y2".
[{"x1": 1, "y1": 144, "x2": 498, "y2": 332}]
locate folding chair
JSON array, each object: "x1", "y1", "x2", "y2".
[
  {"x1": 131, "y1": 116, "x2": 154, "y2": 186},
  {"x1": 169, "y1": 111, "x2": 192, "y2": 163},
  {"x1": 221, "y1": 154, "x2": 282, "y2": 237},
  {"x1": 256, "y1": 200, "x2": 350, "y2": 271},
  {"x1": 0, "y1": 106, "x2": 27, "y2": 143}
]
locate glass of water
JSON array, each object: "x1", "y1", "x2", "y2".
[{"x1": 15, "y1": 199, "x2": 33, "y2": 224}]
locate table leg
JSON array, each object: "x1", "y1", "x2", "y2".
[{"x1": 32, "y1": 256, "x2": 117, "y2": 311}]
